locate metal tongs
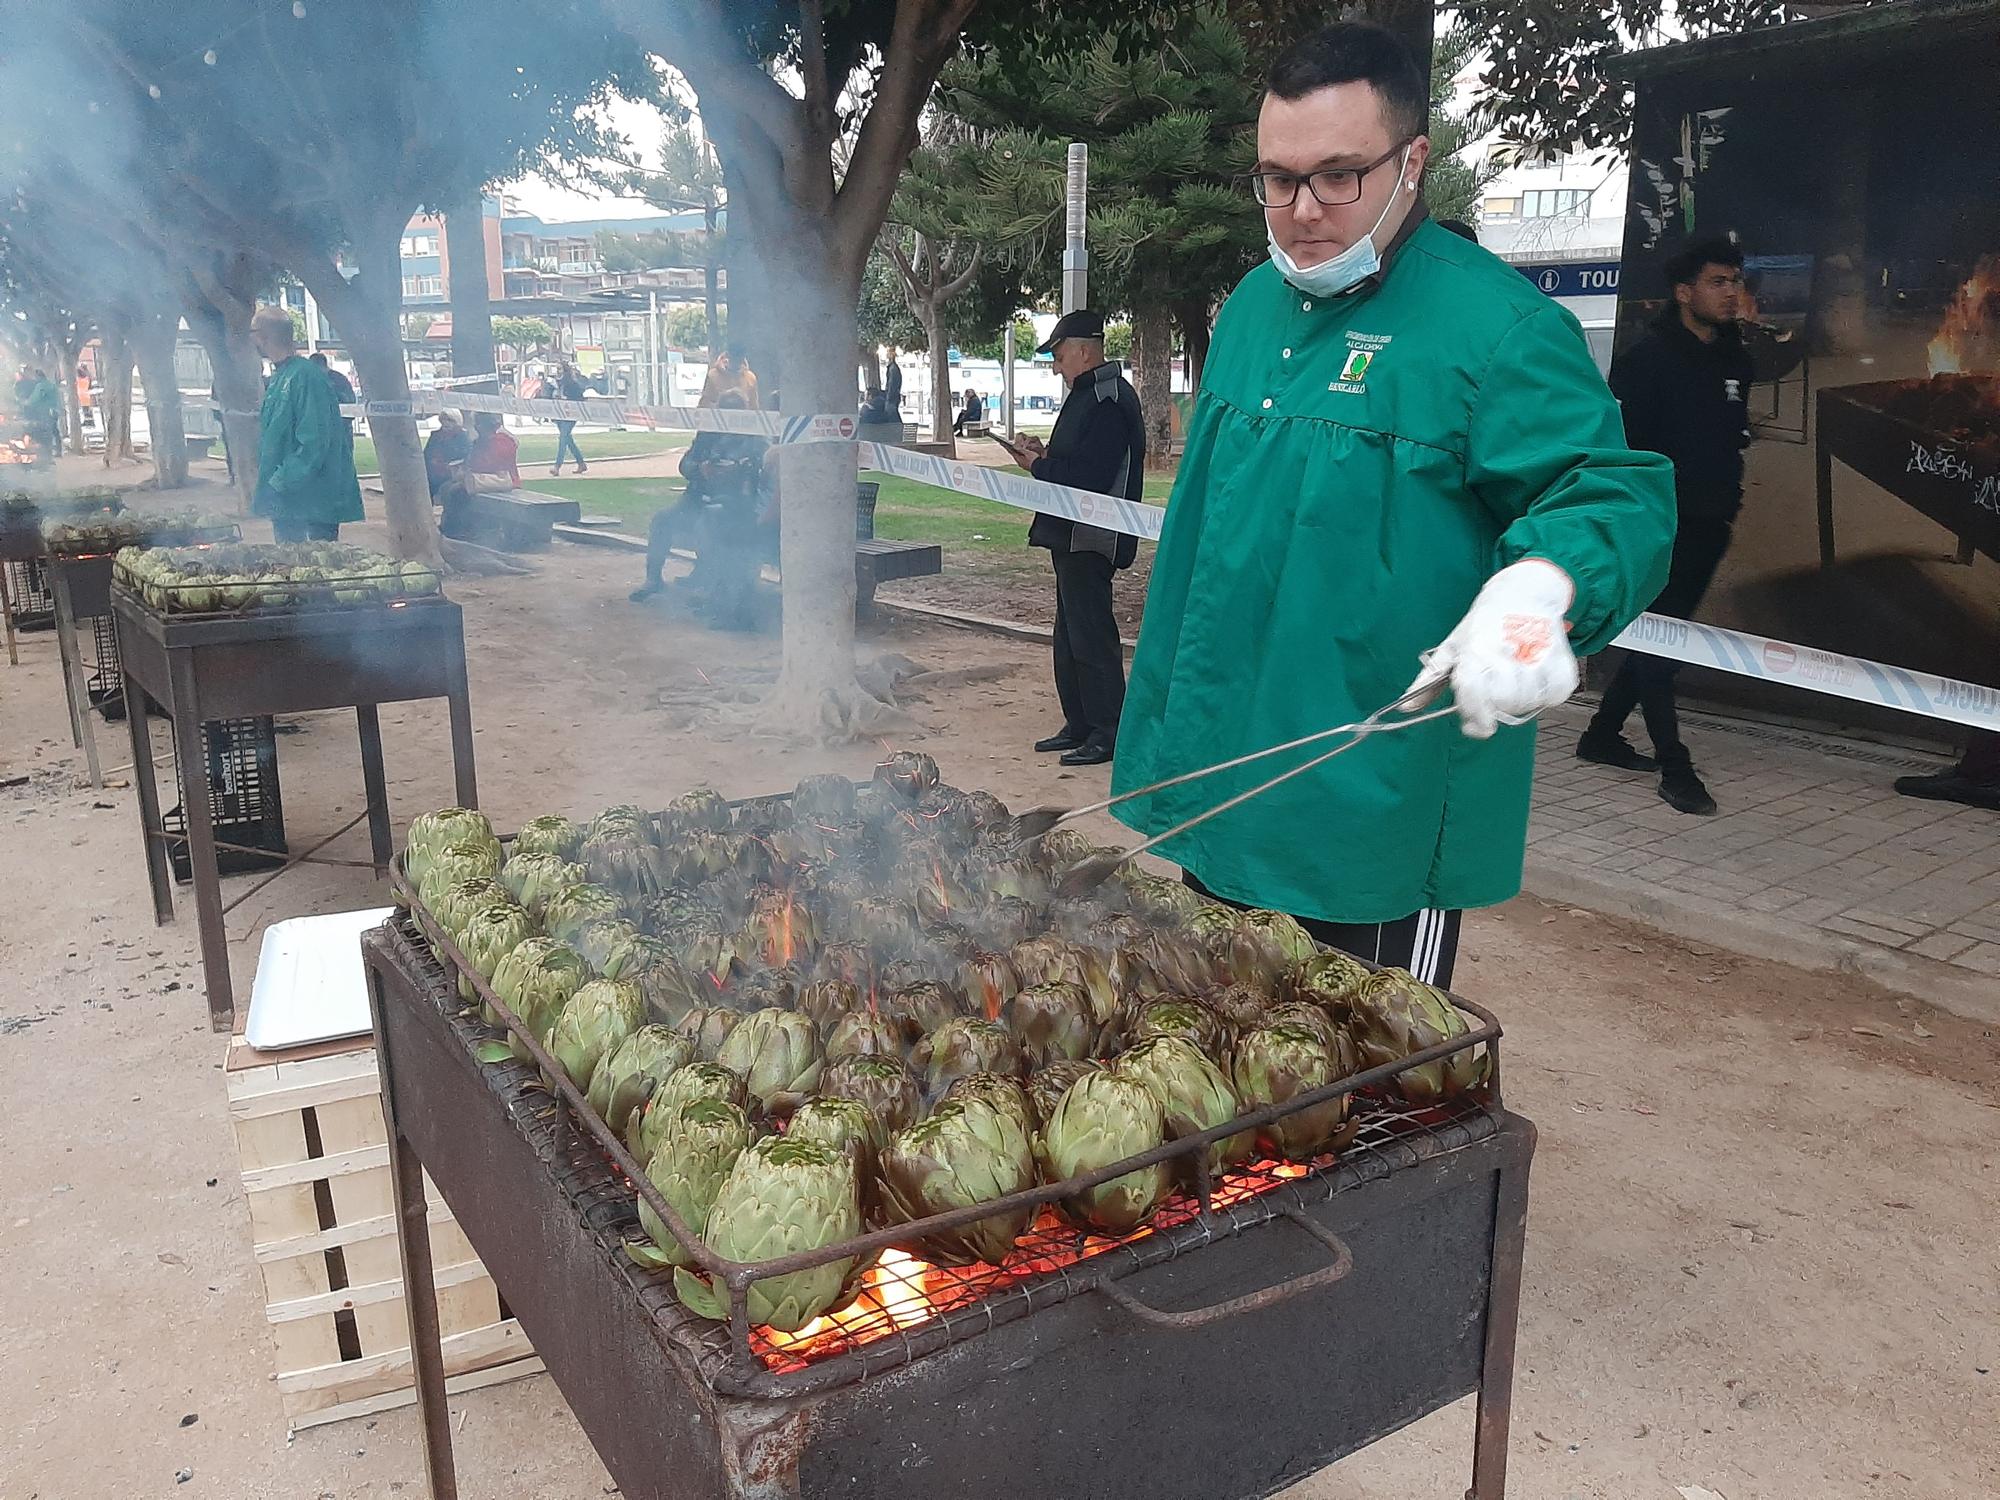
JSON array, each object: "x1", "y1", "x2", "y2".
[{"x1": 1025, "y1": 681, "x2": 1457, "y2": 898}]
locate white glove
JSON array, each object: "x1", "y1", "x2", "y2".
[{"x1": 1405, "y1": 559, "x2": 1578, "y2": 739}]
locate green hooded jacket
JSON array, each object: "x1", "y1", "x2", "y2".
[
  {"x1": 254, "y1": 355, "x2": 363, "y2": 526},
  {"x1": 1111, "y1": 218, "x2": 1676, "y2": 923}
]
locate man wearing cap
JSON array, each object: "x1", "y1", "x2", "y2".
[
  {"x1": 1110, "y1": 22, "x2": 1674, "y2": 985},
  {"x1": 1009, "y1": 310, "x2": 1146, "y2": 768}
]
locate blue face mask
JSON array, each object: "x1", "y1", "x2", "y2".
[{"x1": 1267, "y1": 148, "x2": 1413, "y2": 298}]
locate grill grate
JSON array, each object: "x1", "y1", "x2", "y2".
[{"x1": 380, "y1": 913, "x2": 1500, "y2": 1396}]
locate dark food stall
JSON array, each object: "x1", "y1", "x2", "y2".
[
  {"x1": 115, "y1": 588, "x2": 478, "y2": 1028},
  {"x1": 1817, "y1": 374, "x2": 2000, "y2": 567},
  {"x1": 364, "y1": 868, "x2": 1535, "y2": 1500}
]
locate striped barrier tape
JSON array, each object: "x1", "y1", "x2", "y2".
[{"x1": 209, "y1": 389, "x2": 2000, "y2": 731}]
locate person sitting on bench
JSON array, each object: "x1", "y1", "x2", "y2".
[
  {"x1": 630, "y1": 391, "x2": 771, "y2": 607},
  {"x1": 952, "y1": 387, "x2": 985, "y2": 436},
  {"x1": 439, "y1": 412, "x2": 521, "y2": 540},
  {"x1": 424, "y1": 411, "x2": 471, "y2": 498}
]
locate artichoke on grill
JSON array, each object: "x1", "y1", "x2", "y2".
[
  {"x1": 1114, "y1": 1035, "x2": 1253, "y2": 1180},
  {"x1": 730, "y1": 965, "x2": 803, "y2": 1012},
  {"x1": 786, "y1": 1095, "x2": 883, "y2": 1183},
  {"x1": 820, "y1": 1054, "x2": 921, "y2": 1137},
  {"x1": 1347, "y1": 969, "x2": 1486, "y2": 1103},
  {"x1": 825, "y1": 1009, "x2": 904, "y2": 1061},
  {"x1": 1264, "y1": 1001, "x2": 1356, "y2": 1063},
  {"x1": 407, "y1": 809, "x2": 500, "y2": 897},
  {"x1": 1002, "y1": 982, "x2": 1096, "y2": 1068},
  {"x1": 912, "y1": 1018, "x2": 1026, "y2": 1098},
  {"x1": 673, "y1": 1136, "x2": 863, "y2": 1333},
  {"x1": 588, "y1": 1025, "x2": 695, "y2": 1135},
  {"x1": 1197, "y1": 982, "x2": 1270, "y2": 1036},
  {"x1": 1231, "y1": 1023, "x2": 1352, "y2": 1162},
  {"x1": 879, "y1": 1097, "x2": 1037, "y2": 1267},
  {"x1": 590, "y1": 804, "x2": 655, "y2": 838},
  {"x1": 491, "y1": 938, "x2": 592, "y2": 1056},
  {"x1": 543, "y1": 883, "x2": 626, "y2": 945},
  {"x1": 1036, "y1": 1072, "x2": 1172, "y2": 1235},
  {"x1": 1225, "y1": 909, "x2": 1318, "y2": 989},
  {"x1": 581, "y1": 828, "x2": 667, "y2": 901},
  {"x1": 673, "y1": 1004, "x2": 744, "y2": 1063},
  {"x1": 633, "y1": 1061, "x2": 749, "y2": 1158},
  {"x1": 1025, "y1": 1059, "x2": 1102, "y2": 1129},
  {"x1": 795, "y1": 978, "x2": 863, "y2": 1038},
  {"x1": 499, "y1": 851, "x2": 583, "y2": 919},
  {"x1": 715, "y1": 1008, "x2": 824, "y2": 1118},
  {"x1": 429, "y1": 878, "x2": 513, "y2": 964},
  {"x1": 734, "y1": 886, "x2": 819, "y2": 970},
  {"x1": 629, "y1": 1097, "x2": 753, "y2": 1268},
  {"x1": 1122, "y1": 871, "x2": 1208, "y2": 924},
  {"x1": 813, "y1": 940, "x2": 873, "y2": 990},
  {"x1": 1288, "y1": 947, "x2": 1373, "y2": 1020},
  {"x1": 972, "y1": 895, "x2": 1038, "y2": 951},
  {"x1": 417, "y1": 841, "x2": 504, "y2": 914},
  {"x1": 654, "y1": 909, "x2": 735, "y2": 982},
  {"x1": 460, "y1": 901, "x2": 534, "y2": 1006},
  {"x1": 940, "y1": 1072, "x2": 1036, "y2": 1138},
  {"x1": 873, "y1": 750, "x2": 940, "y2": 802},
  {"x1": 959, "y1": 948, "x2": 1021, "y2": 1021},
  {"x1": 634, "y1": 958, "x2": 710, "y2": 1027},
  {"x1": 792, "y1": 772, "x2": 857, "y2": 822},
  {"x1": 548, "y1": 979, "x2": 644, "y2": 1091},
  {"x1": 732, "y1": 795, "x2": 794, "y2": 833},
  {"x1": 570, "y1": 918, "x2": 643, "y2": 976},
  {"x1": 662, "y1": 787, "x2": 732, "y2": 835},
  {"x1": 513, "y1": 814, "x2": 584, "y2": 861},
  {"x1": 876, "y1": 980, "x2": 964, "y2": 1046},
  {"x1": 1128, "y1": 998, "x2": 1231, "y2": 1060}
]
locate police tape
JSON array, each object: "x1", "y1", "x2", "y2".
[{"x1": 228, "y1": 388, "x2": 2000, "y2": 732}]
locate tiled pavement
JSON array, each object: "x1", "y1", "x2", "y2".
[{"x1": 1527, "y1": 700, "x2": 2000, "y2": 1019}]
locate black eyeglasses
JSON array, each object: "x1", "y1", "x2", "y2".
[{"x1": 1246, "y1": 140, "x2": 1412, "y2": 209}]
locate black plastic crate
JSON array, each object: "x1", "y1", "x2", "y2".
[
  {"x1": 87, "y1": 611, "x2": 125, "y2": 720},
  {"x1": 163, "y1": 716, "x2": 287, "y2": 883},
  {"x1": 5, "y1": 557, "x2": 55, "y2": 630}
]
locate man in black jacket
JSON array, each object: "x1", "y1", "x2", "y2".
[
  {"x1": 1008, "y1": 309, "x2": 1145, "y2": 767},
  {"x1": 1579, "y1": 237, "x2": 1754, "y2": 815}
]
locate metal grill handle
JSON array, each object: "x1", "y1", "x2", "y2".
[{"x1": 1092, "y1": 1205, "x2": 1354, "y2": 1331}]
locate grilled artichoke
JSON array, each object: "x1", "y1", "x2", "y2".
[
  {"x1": 1288, "y1": 948, "x2": 1373, "y2": 1019},
  {"x1": 1347, "y1": 969, "x2": 1486, "y2": 1103},
  {"x1": 417, "y1": 841, "x2": 504, "y2": 914},
  {"x1": 512, "y1": 814, "x2": 584, "y2": 861},
  {"x1": 570, "y1": 918, "x2": 644, "y2": 976},
  {"x1": 820, "y1": 1054, "x2": 921, "y2": 1136},
  {"x1": 428, "y1": 878, "x2": 514, "y2": 965},
  {"x1": 1036, "y1": 1072, "x2": 1172, "y2": 1235},
  {"x1": 1231, "y1": 1023, "x2": 1351, "y2": 1162},
  {"x1": 491, "y1": 938, "x2": 592, "y2": 1055},
  {"x1": 407, "y1": 808, "x2": 499, "y2": 894},
  {"x1": 1264, "y1": 1001, "x2": 1355, "y2": 1062},
  {"x1": 813, "y1": 940, "x2": 873, "y2": 990},
  {"x1": 795, "y1": 978, "x2": 863, "y2": 1038},
  {"x1": 876, "y1": 980, "x2": 964, "y2": 1046},
  {"x1": 972, "y1": 895, "x2": 1038, "y2": 951},
  {"x1": 499, "y1": 851, "x2": 583, "y2": 918},
  {"x1": 959, "y1": 949, "x2": 1021, "y2": 1021},
  {"x1": 715, "y1": 1008, "x2": 824, "y2": 1118},
  {"x1": 1129, "y1": 998, "x2": 1230, "y2": 1059},
  {"x1": 674, "y1": 1136, "x2": 862, "y2": 1333},
  {"x1": 548, "y1": 979, "x2": 644, "y2": 1090},
  {"x1": 673, "y1": 1005, "x2": 744, "y2": 1063},
  {"x1": 630, "y1": 1097, "x2": 753, "y2": 1268},
  {"x1": 1197, "y1": 982, "x2": 1270, "y2": 1036},
  {"x1": 1025, "y1": 1060, "x2": 1102, "y2": 1129},
  {"x1": 912, "y1": 1018, "x2": 1026, "y2": 1098},
  {"x1": 588, "y1": 1025, "x2": 695, "y2": 1135},
  {"x1": 581, "y1": 829, "x2": 666, "y2": 901},
  {"x1": 633, "y1": 1061, "x2": 750, "y2": 1158},
  {"x1": 940, "y1": 1072, "x2": 1036, "y2": 1138},
  {"x1": 1225, "y1": 909, "x2": 1318, "y2": 989},
  {"x1": 825, "y1": 1010, "x2": 904, "y2": 1061},
  {"x1": 792, "y1": 772, "x2": 857, "y2": 822},
  {"x1": 591, "y1": 804, "x2": 655, "y2": 838},
  {"x1": 873, "y1": 750, "x2": 940, "y2": 801},
  {"x1": 786, "y1": 1095, "x2": 883, "y2": 1182},
  {"x1": 1114, "y1": 1036, "x2": 1254, "y2": 1180},
  {"x1": 1002, "y1": 982, "x2": 1096, "y2": 1068},
  {"x1": 543, "y1": 883, "x2": 626, "y2": 945},
  {"x1": 734, "y1": 886, "x2": 819, "y2": 970},
  {"x1": 460, "y1": 902, "x2": 534, "y2": 1006},
  {"x1": 657, "y1": 909, "x2": 735, "y2": 982},
  {"x1": 634, "y1": 958, "x2": 710, "y2": 1027},
  {"x1": 659, "y1": 788, "x2": 730, "y2": 835},
  {"x1": 879, "y1": 1097, "x2": 1036, "y2": 1267}
]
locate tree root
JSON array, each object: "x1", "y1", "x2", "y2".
[{"x1": 439, "y1": 537, "x2": 537, "y2": 576}]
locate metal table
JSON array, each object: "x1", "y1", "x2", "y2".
[
  {"x1": 48, "y1": 552, "x2": 116, "y2": 786},
  {"x1": 364, "y1": 913, "x2": 1534, "y2": 1500},
  {"x1": 115, "y1": 589, "x2": 477, "y2": 1029}
]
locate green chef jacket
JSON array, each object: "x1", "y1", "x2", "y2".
[
  {"x1": 1111, "y1": 217, "x2": 1676, "y2": 923},
  {"x1": 253, "y1": 355, "x2": 363, "y2": 527}
]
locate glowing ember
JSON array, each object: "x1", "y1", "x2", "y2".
[{"x1": 1927, "y1": 256, "x2": 2000, "y2": 377}]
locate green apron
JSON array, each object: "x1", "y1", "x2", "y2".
[
  {"x1": 1111, "y1": 220, "x2": 1675, "y2": 923},
  {"x1": 254, "y1": 355, "x2": 363, "y2": 527}
]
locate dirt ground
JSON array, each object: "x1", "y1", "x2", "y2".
[{"x1": 2, "y1": 512, "x2": 1997, "y2": 1500}]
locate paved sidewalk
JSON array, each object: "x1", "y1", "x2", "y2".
[{"x1": 1527, "y1": 700, "x2": 2000, "y2": 1021}]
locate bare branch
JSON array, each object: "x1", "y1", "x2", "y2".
[{"x1": 939, "y1": 241, "x2": 983, "y2": 301}]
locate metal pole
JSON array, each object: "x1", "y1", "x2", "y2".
[
  {"x1": 647, "y1": 289, "x2": 659, "y2": 406},
  {"x1": 1002, "y1": 321, "x2": 1017, "y2": 442},
  {"x1": 1063, "y1": 143, "x2": 1089, "y2": 313}
]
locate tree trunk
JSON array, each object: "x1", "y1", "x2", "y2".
[
  {"x1": 446, "y1": 199, "x2": 496, "y2": 392},
  {"x1": 1129, "y1": 299, "x2": 1176, "y2": 471},
  {"x1": 301, "y1": 237, "x2": 442, "y2": 566},
  {"x1": 131, "y1": 310, "x2": 189, "y2": 489},
  {"x1": 721, "y1": 159, "x2": 779, "y2": 403},
  {"x1": 101, "y1": 317, "x2": 137, "y2": 466},
  {"x1": 704, "y1": 205, "x2": 722, "y2": 360},
  {"x1": 858, "y1": 343, "x2": 881, "y2": 392},
  {"x1": 920, "y1": 301, "x2": 953, "y2": 445},
  {"x1": 186, "y1": 300, "x2": 262, "y2": 513},
  {"x1": 1174, "y1": 298, "x2": 1212, "y2": 393},
  {"x1": 53, "y1": 340, "x2": 83, "y2": 450}
]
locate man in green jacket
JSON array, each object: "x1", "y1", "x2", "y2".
[
  {"x1": 250, "y1": 305, "x2": 363, "y2": 541},
  {"x1": 1110, "y1": 22, "x2": 1676, "y2": 987}
]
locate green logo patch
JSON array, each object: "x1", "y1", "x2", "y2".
[{"x1": 1338, "y1": 350, "x2": 1374, "y2": 383}]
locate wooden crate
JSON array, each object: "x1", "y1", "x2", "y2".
[{"x1": 225, "y1": 1031, "x2": 541, "y2": 1430}]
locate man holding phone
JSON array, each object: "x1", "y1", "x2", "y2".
[{"x1": 1000, "y1": 310, "x2": 1147, "y2": 768}]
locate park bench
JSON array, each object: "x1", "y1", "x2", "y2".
[
  {"x1": 961, "y1": 419, "x2": 991, "y2": 438},
  {"x1": 455, "y1": 488, "x2": 583, "y2": 551},
  {"x1": 849, "y1": 480, "x2": 941, "y2": 621}
]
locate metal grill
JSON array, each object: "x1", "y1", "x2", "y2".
[{"x1": 381, "y1": 909, "x2": 1501, "y2": 1397}]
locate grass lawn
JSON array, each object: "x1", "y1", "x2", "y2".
[
  {"x1": 531, "y1": 464, "x2": 1175, "y2": 553},
  {"x1": 353, "y1": 427, "x2": 691, "y2": 476}
]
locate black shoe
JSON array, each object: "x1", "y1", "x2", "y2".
[
  {"x1": 629, "y1": 582, "x2": 663, "y2": 603},
  {"x1": 1059, "y1": 738, "x2": 1114, "y2": 767},
  {"x1": 1893, "y1": 771, "x2": 2000, "y2": 811},
  {"x1": 1659, "y1": 758, "x2": 1717, "y2": 816},
  {"x1": 1035, "y1": 728, "x2": 1088, "y2": 754},
  {"x1": 1576, "y1": 729, "x2": 1657, "y2": 772}
]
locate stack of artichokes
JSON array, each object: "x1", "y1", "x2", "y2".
[
  {"x1": 113, "y1": 541, "x2": 441, "y2": 613},
  {"x1": 406, "y1": 757, "x2": 1487, "y2": 1337}
]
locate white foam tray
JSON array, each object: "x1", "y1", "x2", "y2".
[{"x1": 244, "y1": 906, "x2": 397, "y2": 1052}]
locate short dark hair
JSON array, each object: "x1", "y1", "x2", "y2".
[
  {"x1": 1265, "y1": 21, "x2": 1428, "y2": 141},
  {"x1": 1665, "y1": 236, "x2": 1744, "y2": 289}
]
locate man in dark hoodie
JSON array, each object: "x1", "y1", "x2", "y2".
[{"x1": 1578, "y1": 236, "x2": 1754, "y2": 815}]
